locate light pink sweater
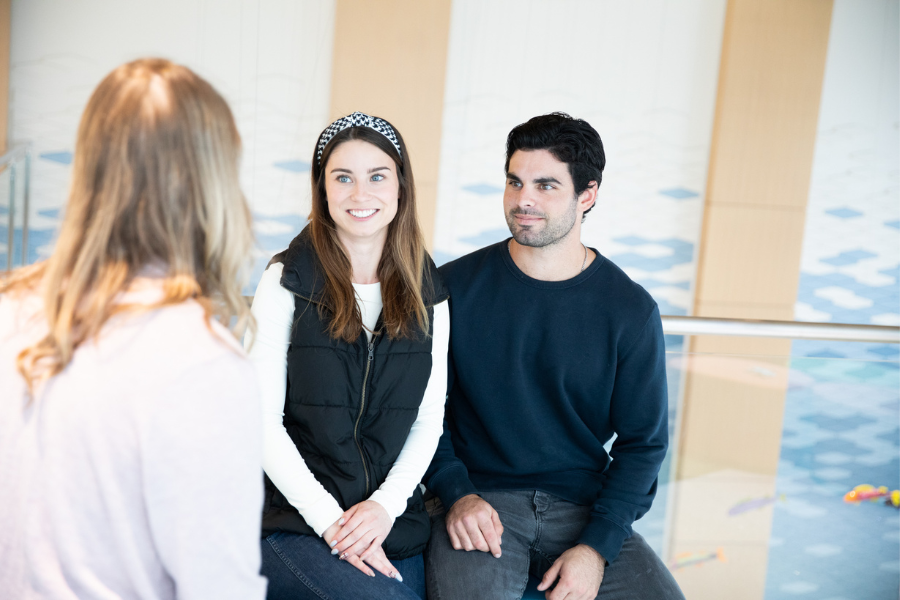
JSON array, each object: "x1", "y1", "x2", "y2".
[{"x1": 0, "y1": 285, "x2": 267, "y2": 600}]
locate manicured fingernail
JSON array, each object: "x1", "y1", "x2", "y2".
[
  {"x1": 330, "y1": 540, "x2": 337, "y2": 547},
  {"x1": 393, "y1": 572, "x2": 404, "y2": 583},
  {"x1": 339, "y1": 553, "x2": 346, "y2": 560},
  {"x1": 339, "y1": 518, "x2": 345, "y2": 525},
  {"x1": 494, "y1": 552, "x2": 501, "y2": 558},
  {"x1": 368, "y1": 571, "x2": 375, "y2": 577},
  {"x1": 331, "y1": 548, "x2": 339, "y2": 555}
]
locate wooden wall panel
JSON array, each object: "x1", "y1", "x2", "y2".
[
  {"x1": 684, "y1": 0, "x2": 834, "y2": 479},
  {"x1": 705, "y1": 0, "x2": 833, "y2": 211},
  {"x1": 696, "y1": 205, "x2": 808, "y2": 311},
  {"x1": 670, "y1": 1, "x2": 833, "y2": 597}
]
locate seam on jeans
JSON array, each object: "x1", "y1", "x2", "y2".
[
  {"x1": 518, "y1": 553, "x2": 531, "y2": 600},
  {"x1": 425, "y1": 568, "x2": 442, "y2": 600},
  {"x1": 531, "y1": 505, "x2": 543, "y2": 554},
  {"x1": 266, "y1": 535, "x2": 332, "y2": 600},
  {"x1": 425, "y1": 558, "x2": 445, "y2": 600}
]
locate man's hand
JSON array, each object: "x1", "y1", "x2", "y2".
[
  {"x1": 445, "y1": 494, "x2": 504, "y2": 558},
  {"x1": 537, "y1": 544, "x2": 605, "y2": 600}
]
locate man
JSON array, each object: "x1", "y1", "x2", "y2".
[{"x1": 424, "y1": 113, "x2": 684, "y2": 600}]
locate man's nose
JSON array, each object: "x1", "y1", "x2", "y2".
[{"x1": 516, "y1": 188, "x2": 536, "y2": 207}]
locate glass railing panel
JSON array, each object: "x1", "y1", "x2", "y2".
[
  {"x1": 0, "y1": 147, "x2": 31, "y2": 270},
  {"x1": 764, "y1": 355, "x2": 898, "y2": 600},
  {"x1": 0, "y1": 165, "x2": 10, "y2": 269},
  {"x1": 624, "y1": 350, "x2": 900, "y2": 600}
]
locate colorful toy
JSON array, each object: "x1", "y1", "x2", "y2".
[
  {"x1": 669, "y1": 548, "x2": 726, "y2": 571},
  {"x1": 728, "y1": 494, "x2": 786, "y2": 516},
  {"x1": 844, "y1": 484, "x2": 900, "y2": 508}
]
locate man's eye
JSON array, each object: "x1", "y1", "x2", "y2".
[
  {"x1": 540, "y1": 184, "x2": 553, "y2": 191},
  {"x1": 508, "y1": 180, "x2": 521, "y2": 188},
  {"x1": 371, "y1": 173, "x2": 385, "y2": 182},
  {"x1": 337, "y1": 175, "x2": 351, "y2": 183}
]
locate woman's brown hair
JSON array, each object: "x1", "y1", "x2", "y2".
[
  {"x1": 309, "y1": 122, "x2": 429, "y2": 343},
  {"x1": 0, "y1": 58, "x2": 254, "y2": 393}
]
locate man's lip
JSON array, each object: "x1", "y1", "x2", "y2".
[{"x1": 514, "y1": 214, "x2": 543, "y2": 222}]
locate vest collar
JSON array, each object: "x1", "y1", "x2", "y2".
[{"x1": 274, "y1": 225, "x2": 448, "y2": 308}]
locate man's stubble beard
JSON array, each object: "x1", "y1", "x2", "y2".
[{"x1": 505, "y1": 196, "x2": 579, "y2": 248}]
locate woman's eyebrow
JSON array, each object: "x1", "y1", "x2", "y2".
[
  {"x1": 330, "y1": 167, "x2": 352, "y2": 174},
  {"x1": 368, "y1": 166, "x2": 390, "y2": 174}
]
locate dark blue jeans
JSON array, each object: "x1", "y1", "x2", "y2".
[
  {"x1": 261, "y1": 531, "x2": 425, "y2": 599},
  {"x1": 425, "y1": 490, "x2": 684, "y2": 600}
]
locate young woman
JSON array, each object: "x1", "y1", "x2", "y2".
[
  {"x1": 246, "y1": 112, "x2": 449, "y2": 600},
  {"x1": 0, "y1": 59, "x2": 266, "y2": 599}
]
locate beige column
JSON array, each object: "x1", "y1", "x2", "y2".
[
  {"x1": 328, "y1": 0, "x2": 453, "y2": 250},
  {"x1": 670, "y1": 1, "x2": 833, "y2": 598},
  {"x1": 0, "y1": 0, "x2": 10, "y2": 155}
]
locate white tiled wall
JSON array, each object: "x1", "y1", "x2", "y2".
[
  {"x1": 794, "y1": 0, "x2": 900, "y2": 331},
  {"x1": 433, "y1": 0, "x2": 728, "y2": 318},
  {"x1": 7, "y1": 0, "x2": 335, "y2": 288},
  {"x1": 5, "y1": 0, "x2": 898, "y2": 326}
]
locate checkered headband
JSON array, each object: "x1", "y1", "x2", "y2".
[{"x1": 315, "y1": 112, "x2": 402, "y2": 165}]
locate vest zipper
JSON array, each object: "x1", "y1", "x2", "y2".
[{"x1": 354, "y1": 336, "x2": 376, "y2": 497}]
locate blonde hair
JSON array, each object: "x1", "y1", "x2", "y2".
[
  {"x1": 0, "y1": 58, "x2": 254, "y2": 393},
  {"x1": 309, "y1": 123, "x2": 429, "y2": 343}
]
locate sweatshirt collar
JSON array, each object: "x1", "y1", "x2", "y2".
[{"x1": 500, "y1": 237, "x2": 605, "y2": 290}]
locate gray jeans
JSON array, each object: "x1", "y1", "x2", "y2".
[{"x1": 425, "y1": 490, "x2": 684, "y2": 600}]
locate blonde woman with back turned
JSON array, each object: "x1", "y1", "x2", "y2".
[{"x1": 0, "y1": 59, "x2": 267, "y2": 599}]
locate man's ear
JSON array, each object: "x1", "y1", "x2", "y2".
[{"x1": 577, "y1": 181, "x2": 598, "y2": 214}]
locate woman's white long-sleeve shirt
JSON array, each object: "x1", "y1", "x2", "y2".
[{"x1": 245, "y1": 263, "x2": 449, "y2": 535}]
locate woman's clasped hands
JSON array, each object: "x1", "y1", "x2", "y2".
[{"x1": 322, "y1": 500, "x2": 402, "y2": 581}]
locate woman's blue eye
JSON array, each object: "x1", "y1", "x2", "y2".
[
  {"x1": 371, "y1": 173, "x2": 385, "y2": 182},
  {"x1": 337, "y1": 175, "x2": 351, "y2": 183}
]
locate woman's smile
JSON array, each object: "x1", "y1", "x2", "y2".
[{"x1": 347, "y1": 208, "x2": 379, "y2": 220}]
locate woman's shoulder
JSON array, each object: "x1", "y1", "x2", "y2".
[
  {"x1": 93, "y1": 299, "x2": 251, "y2": 392},
  {"x1": 0, "y1": 287, "x2": 43, "y2": 330},
  {"x1": 150, "y1": 300, "x2": 245, "y2": 356},
  {"x1": 0, "y1": 290, "x2": 47, "y2": 362}
]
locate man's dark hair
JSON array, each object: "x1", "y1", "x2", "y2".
[{"x1": 505, "y1": 112, "x2": 606, "y2": 217}]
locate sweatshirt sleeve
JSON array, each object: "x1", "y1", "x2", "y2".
[
  {"x1": 368, "y1": 300, "x2": 449, "y2": 520},
  {"x1": 576, "y1": 305, "x2": 668, "y2": 563},
  {"x1": 423, "y1": 325, "x2": 481, "y2": 511},
  {"x1": 244, "y1": 264, "x2": 344, "y2": 536}
]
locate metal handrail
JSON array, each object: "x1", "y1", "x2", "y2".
[
  {"x1": 661, "y1": 315, "x2": 899, "y2": 343},
  {"x1": 240, "y1": 295, "x2": 899, "y2": 344},
  {"x1": 1, "y1": 144, "x2": 32, "y2": 270}
]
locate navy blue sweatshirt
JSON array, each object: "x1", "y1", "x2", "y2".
[{"x1": 424, "y1": 240, "x2": 668, "y2": 563}]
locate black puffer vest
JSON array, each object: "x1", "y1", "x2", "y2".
[{"x1": 260, "y1": 227, "x2": 448, "y2": 560}]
